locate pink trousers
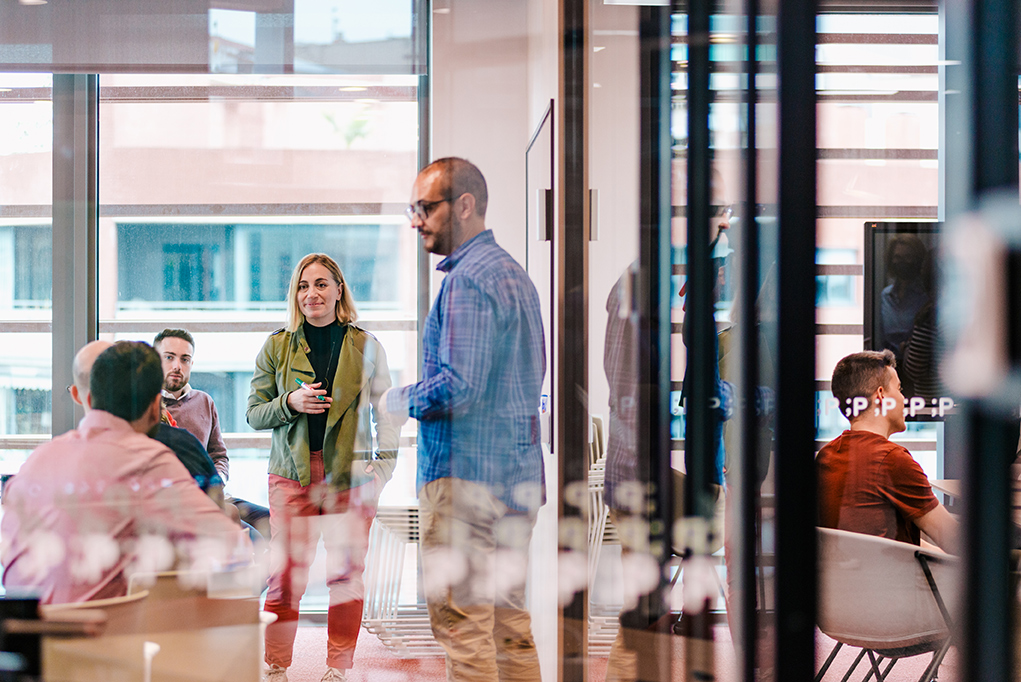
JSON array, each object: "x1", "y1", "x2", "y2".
[{"x1": 263, "y1": 452, "x2": 377, "y2": 670}]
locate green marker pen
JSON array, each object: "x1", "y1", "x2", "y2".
[{"x1": 295, "y1": 378, "x2": 327, "y2": 401}]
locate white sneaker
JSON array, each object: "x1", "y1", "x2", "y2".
[
  {"x1": 264, "y1": 665, "x2": 288, "y2": 682},
  {"x1": 321, "y1": 667, "x2": 348, "y2": 682}
]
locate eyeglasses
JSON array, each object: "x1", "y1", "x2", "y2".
[
  {"x1": 711, "y1": 204, "x2": 734, "y2": 219},
  {"x1": 405, "y1": 198, "x2": 452, "y2": 222}
]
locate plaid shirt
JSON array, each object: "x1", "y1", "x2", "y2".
[
  {"x1": 390, "y1": 230, "x2": 546, "y2": 511},
  {"x1": 603, "y1": 264, "x2": 736, "y2": 509}
]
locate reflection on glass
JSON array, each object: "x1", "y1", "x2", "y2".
[
  {"x1": 0, "y1": 74, "x2": 52, "y2": 439},
  {"x1": 89, "y1": 74, "x2": 421, "y2": 623},
  {"x1": 209, "y1": 0, "x2": 416, "y2": 75},
  {"x1": 383, "y1": 158, "x2": 547, "y2": 678}
]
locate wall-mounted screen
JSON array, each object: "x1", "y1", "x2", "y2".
[{"x1": 864, "y1": 221, "x2": 952, "y2": 420}]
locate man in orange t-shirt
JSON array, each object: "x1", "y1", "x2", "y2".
[{"x1": 817, "y1": 349, "x2": 958, "y2": 553}]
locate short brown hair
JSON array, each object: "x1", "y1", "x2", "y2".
[
  {"x1": 285, "y1": 253, "x2": 358, "y2": 332},
  {"x1": 91, "y1": 342, "x2": 163, "y2": 422},
  {"x1": 421, "y1": 157, "x2": 489, "y2": 218},
  {"x1": 154, "y1": 328, "x2": 194, "y2": 351},
  {"x1": 831, "y1": 350, "x2": 896, "y2": 418}
]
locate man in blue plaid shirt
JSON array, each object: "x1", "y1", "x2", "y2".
[{"x1": 382, "y1": 157, "x2": 546, "y2": 681}]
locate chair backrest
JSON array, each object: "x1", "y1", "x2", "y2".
[
  {"x1": 817, "y1": 527, "x2": 960, "y2": 650},
  {"x1": 40, "y1": 590, "x2": 149, "y2": 636},
  {"x1": 591, "y1": 416, "x2": 605, "y2": 464}
]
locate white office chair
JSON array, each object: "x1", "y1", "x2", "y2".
[{"x1": 816, "y1": 527, "x2": 959, "y2": 682}]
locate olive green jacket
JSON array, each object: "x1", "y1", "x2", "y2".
[{"x1": 246, "y1": 323, "x2": 398, "y2": 489}]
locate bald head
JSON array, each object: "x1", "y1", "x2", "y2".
[{"x1": 70, "y1": 340, "x2": 114, "y2": 410}]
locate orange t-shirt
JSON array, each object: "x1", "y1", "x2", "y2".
[{"x1": 817, "y1": 430, "x2": 939, "y2": 545}]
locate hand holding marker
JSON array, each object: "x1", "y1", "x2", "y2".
[{"x1": 295, "y1": 378, "x2": 327, "y2": 401}]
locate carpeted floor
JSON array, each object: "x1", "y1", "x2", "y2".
[
  {"x1": 285, "y1": 625, "x2": 446, "y2": 681},
  {"x1": 282, "y1": 624, "x2": 957, "y2": 681}
]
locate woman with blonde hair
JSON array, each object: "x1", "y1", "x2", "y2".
[{"x1": 247, "y1": 253, "x2": 398, "y2": 682}]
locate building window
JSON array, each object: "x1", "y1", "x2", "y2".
[{"x1": 816, "y1": 248, "x2": 858, "y2": 307}]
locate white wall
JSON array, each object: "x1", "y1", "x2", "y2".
[
  {"x1": 430, "y1": 2, "x2": 646, "y2": 674},
  {"x1": 432, "y1": 1, "x2": 559, "y2": 678},
  {"x1": 586, "y1": 1, "x2": 641, "y2": 435},
  {"x1": 430, "y1": 0, "x2": 530, "y2": 266}
]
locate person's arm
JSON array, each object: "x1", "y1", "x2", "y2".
[
  {"x1": 138, "y1": 443, "x2": 251, "y2": 568},
  {"x1": 246, "y1": 334, "x2": 298, "y2": 431},
  {"x1": 364, "y1": 338, "x2": 398, "y2": 484},
  {"x1": 396, "y1": 276, "x2": 496, "y2": 420},
  {"x1": 915, "y1": 503, "x2": 959, "y2": 555},
  {"x1": 206, "y1": 401, "x2": 229, "y2": 483},
  {"x1": 150, "y1": 423, "x2": 224, "y2": 501}
]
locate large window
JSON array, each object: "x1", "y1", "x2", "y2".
[
  {"x1": 0, "y1": 74, "x2": 52, "y2": 451},
  {"x1": 814, "y1": 15, "x2": 941, "y2": 467},
  {"x1": 94, "y1": 74, "x2": 420, "y2": 514}
]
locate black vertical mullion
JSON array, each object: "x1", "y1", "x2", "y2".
[
  {"x1": 971, "y1": 0, "x2": 1017, "y2": 196},
  {"x1": 960, "y1": 0, "x2": 1019, "y2": 677},
  {"x1": 637, "y1": 4, "x2": 674, "y2": 681},
  {"x1": 738, "y1": 2, "x2": 761, "y2": 681},
  {"x1": 774, "y1": 0, "x2": 816, "y2": 678},
  {"x1": 558, "y1": 0, "x2": 588, "y2": 679},
  {"x1": 684, "y1": 0, "x2": 716, "y2": 524},
  {"x1": 961, "y1": 406, "x2": 1015, "y2": 682}
]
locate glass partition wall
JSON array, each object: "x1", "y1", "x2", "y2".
[{"x1": 1, "y1": 0, "x2": 1020, "y2": 679}]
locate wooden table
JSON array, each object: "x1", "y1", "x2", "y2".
[
  {"x1": 41, "y1": 591, "x2": 261, "y2": 682},
  {"x1": 930, "y1": 479, "x2": 961, "y2": 498},
  {"x1": 43, "y1": 622, "x2": 260, "y2": 682},
  {"x1": 931, "y1": 478, "x2": 1021, "y2": 509}
]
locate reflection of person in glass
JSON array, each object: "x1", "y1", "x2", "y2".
[
  {"x1": 248, "y1": 254, "x2": 398, "y2": 682},
  {"x1": 899, "y1": 251, "x2": 944, "y2": 400},
  {"x1": 601, "y1": 176, "x2": 734, "y2": 682},
  {"x1": 382, "y1": 158, "x2": 546, "y2": 680},
  {"x1": 879, "y1": 235, "x2": 929, "y2": 362}
]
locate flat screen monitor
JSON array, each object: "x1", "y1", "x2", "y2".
[{"x1": 863, "y1": 221, "x2": 952, "y2": 420}]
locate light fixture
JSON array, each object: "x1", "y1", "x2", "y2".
[
  {"x1": 593, "y1": 46, "x2": 606, "y2": 52},
  {"x1": 434, "y1": 7, "x2": 451, "y2": 13},
  {"x1": 19, "y1": 0, "x2": 48, "y2": 5},
  {"x1": 339, "y1": 86, "x2": 367, "y2": 92}
]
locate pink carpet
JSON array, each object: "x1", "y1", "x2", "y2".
[
  {"x1": 285, "y1": 626, "x2": 446, "y2": 681},
  {"x1": 282, "y1": 624, "x2": 957, "y2": 681}
]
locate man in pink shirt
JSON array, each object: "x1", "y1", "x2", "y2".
[{"x1": 1, "y1": 341, "x2": 246, "y2": 604}]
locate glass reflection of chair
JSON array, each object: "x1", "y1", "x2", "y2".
[
  {"x1": 590, "y1": 414, "x2": 733, "y2": 652},
  {"x1": 362, "y1": 506, "x2": 444, "y2": 657},
  {"x1": 587, "y1": 416, "x2": 621, "y2": 653},
  {"x1": 816, "y1": 527, "x2": 959, "y2": 682}
]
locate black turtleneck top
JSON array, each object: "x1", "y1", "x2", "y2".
[{"x1": 302, "y1": 320, "x2": 346, "y2": 452}]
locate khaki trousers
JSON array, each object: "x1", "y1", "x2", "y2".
[{"x1": 419, "y1": 477, "x2": 542, "y2": 681}]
